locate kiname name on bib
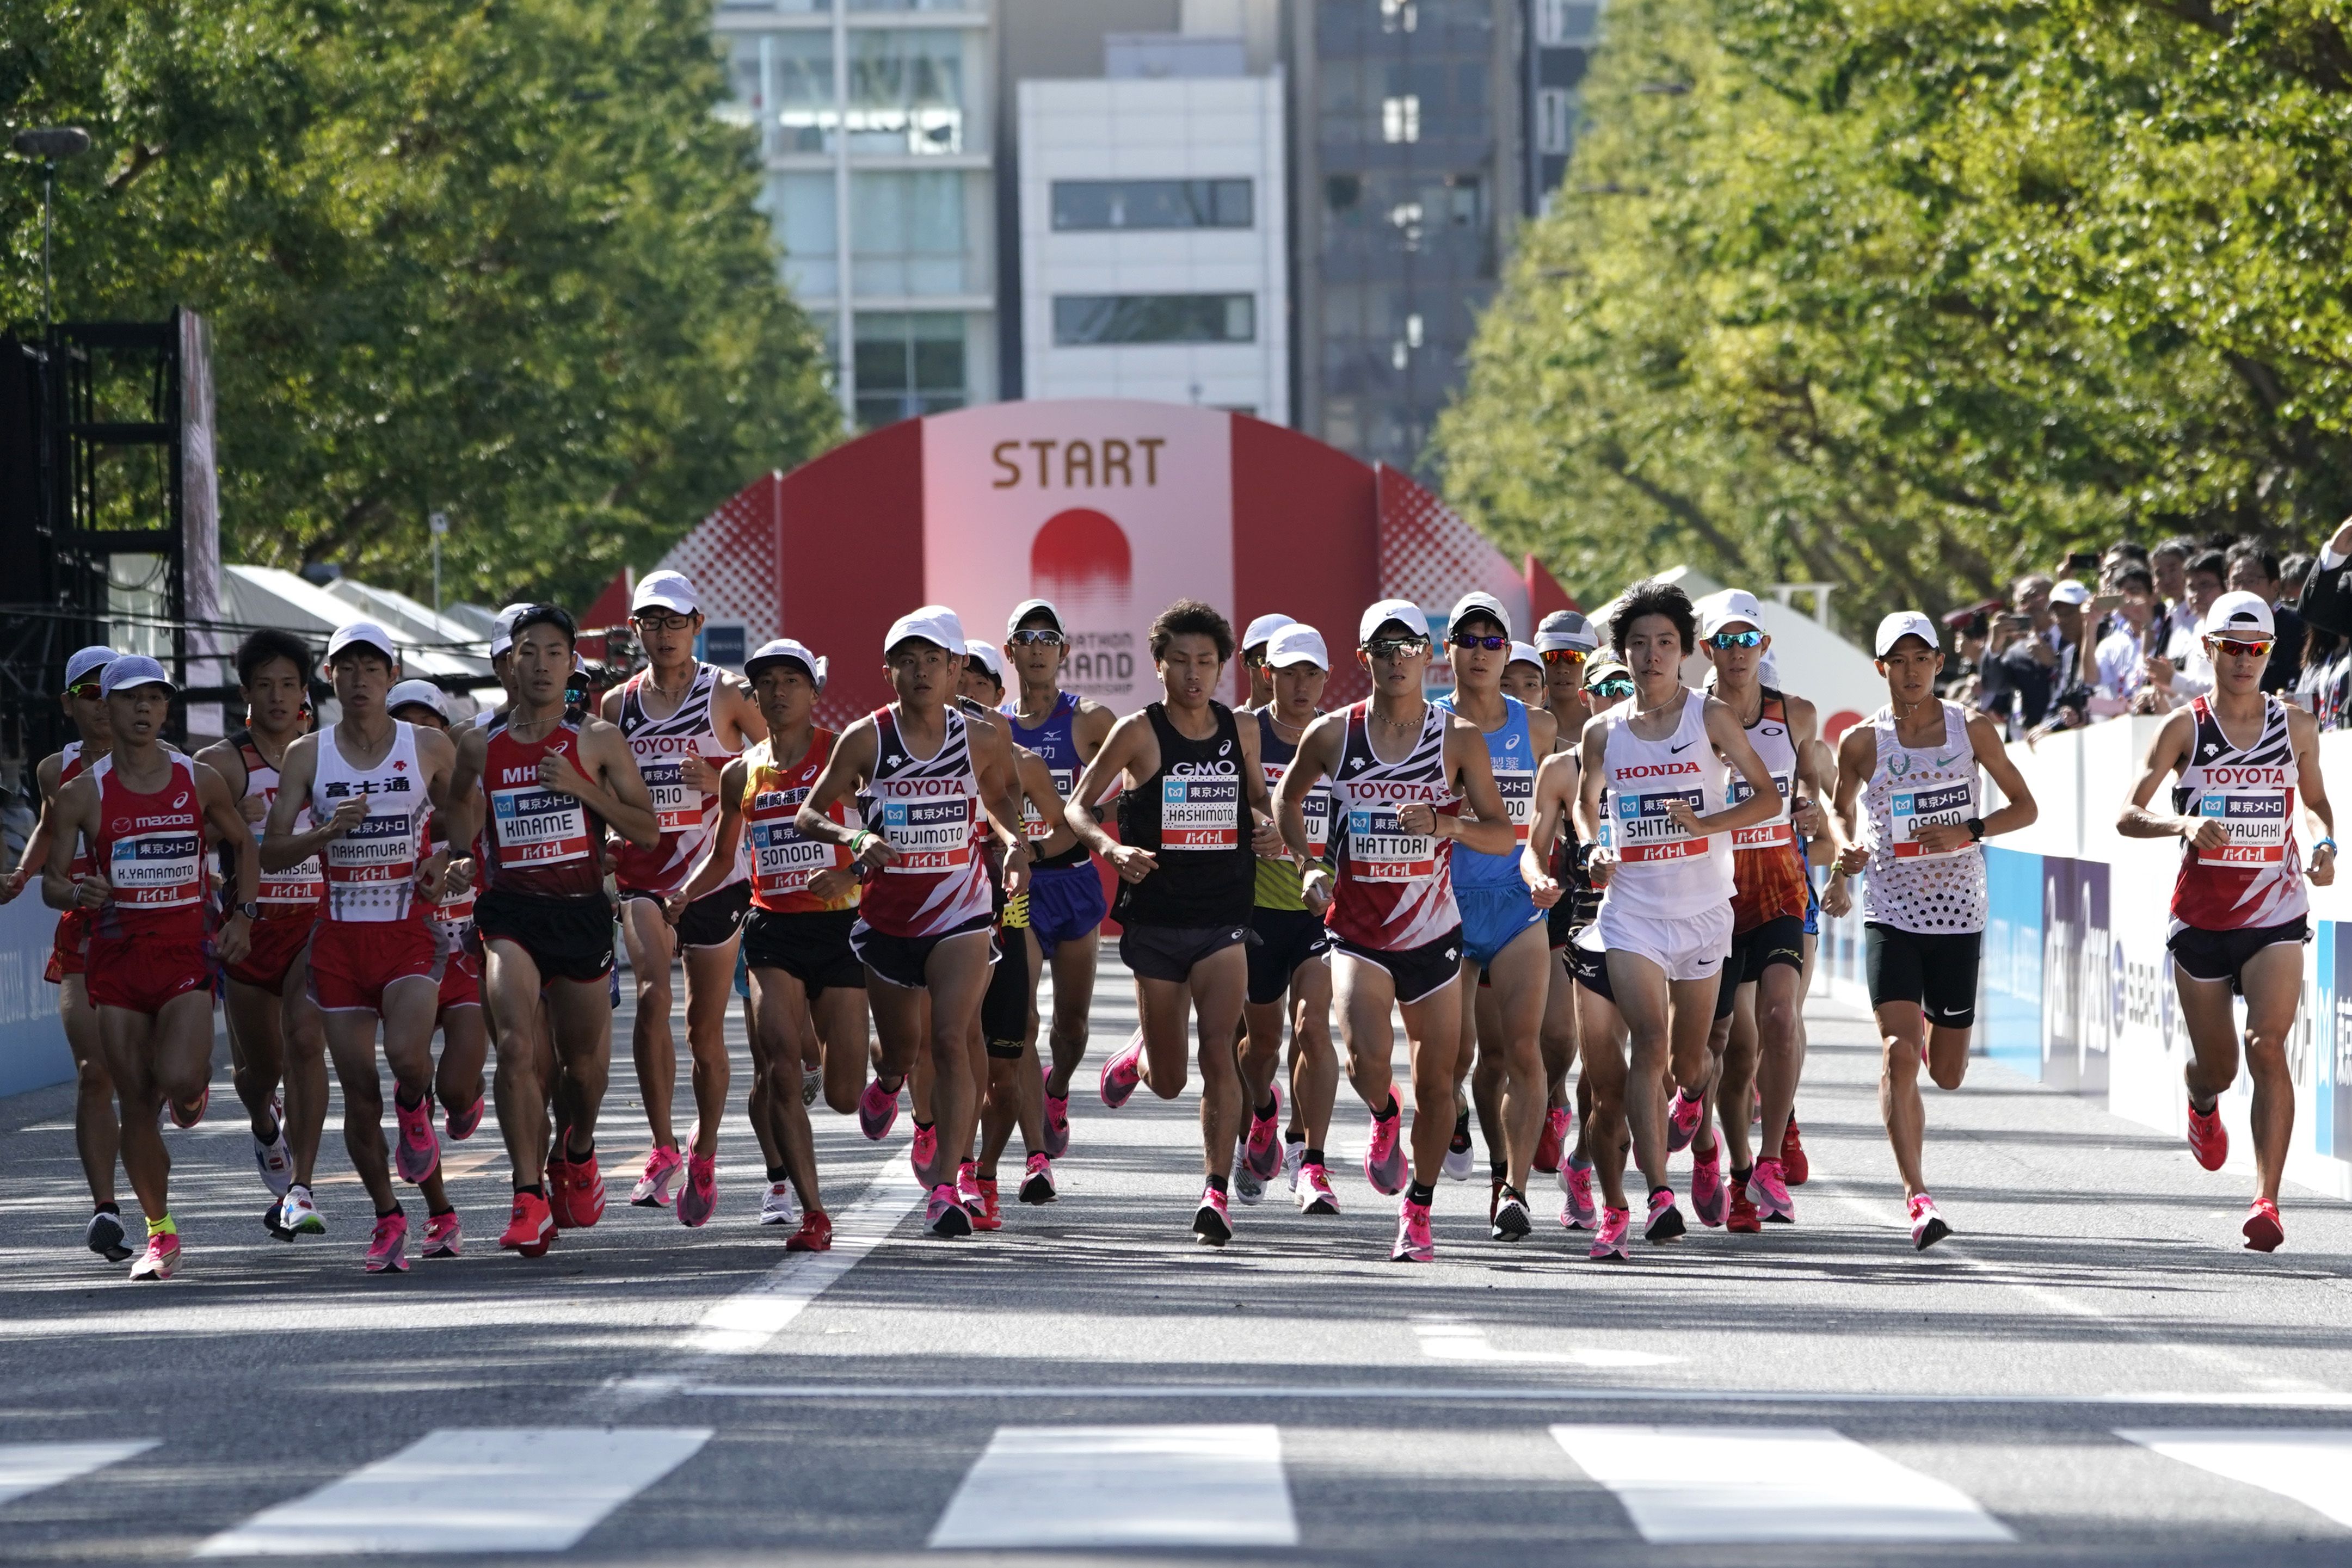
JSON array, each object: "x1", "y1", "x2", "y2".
[{"x1": 491, "y1": 785, "x2": 590, "y2": 866}]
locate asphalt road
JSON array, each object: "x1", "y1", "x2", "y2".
[{"x1": 3, "y1": 956, "x2": 2351, "y2": 1566}]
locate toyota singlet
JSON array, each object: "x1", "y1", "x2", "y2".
[
  {"x1": 613, "y1": 663, "x2": 742, "y2": 897},
  {"x1": 311, "y1": 721, "x2": 434, "y2": 922},
  {"x1": 861, "y1": 705, "x2": 993, "y2": 938},
  {"x1": 2170, "y1": 694, "x2": 2307, "y2": 935},
  {"x1": 479, "y1": 713, "x2": 607, "y2": 899},
  {"x1": 1254, "y1": 707, "x2": 1334, "y2": 912},
  {"x1": 89, "y1": 754, "x2": 207, "y2": 940},
  {"x1": 1116, "y1": 701, "x2": 1254, "y2": 928},
  {"x1": 1003, "y1": 690, "x2": 1085, "y2": 845},
  {"x1": 1722, "y1": 689, "x2": 1809, "y2": 928},
  {"x1": 1327, "y1": 700, "x2": 1463, "y2": 951},
  {"x1": 746, "y1": 730, "x2": 860, "y2": 916},
  {"x1": 1595, "y1": 692, "x2": 1732, "y2": 920},
  {"x1": 1437, "y1": 694, "x2": 1535, "y2": 892},
  {"x1": 226, "y1": 729, "x2": 326, "y2": 913},
  {"x1": 1859, "y1": 701, "x2": 1985, "y2": 934}
]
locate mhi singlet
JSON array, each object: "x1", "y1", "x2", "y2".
[
  {"x1": 1437, "y1": 693, "x2": 1535, "y2": 893},
  {"x1": 226, "y1": 729, "x2": 325, "y2": 914},
  {"x1": 1721, "y1": 688, "x2": 1809, "y2": 929},
  {"x1": 2170, "y1": 695, "x2": 2306, "y2": 935},
  {"x1": 1254, "y1": 707, "x2": 1334, "y2": 912},
  {"x1": 1116, "y1": 701, "x2": 1253, "y2": 928},
  {"x1": 89, "y1": 754, "x2": 207, "y2": 941},
  {"x1": 613, "y1": 663, "x2": 742, "y2": 896},
  {"x1": 861, "y1": 704, "x2": 993, "y2": 937},
  {"x1": 1594, "y1": 690, "x2": 1733, "y2": 920},
  {"x1": 310, "y1": 720, "x2": 434, "y2": 923},
  {"x1": 1326, "y1": 700, "x2": 1463, "y2": 951},
  {"x1": 1858, "y1": 700, "x2": 1985, "y2": 934},
  {"x1": 745, "y1": 730, "x2": 860, "y2": 916},
  {"x1": 479, "y1": 712, "x2": 608, "y2": 900}
]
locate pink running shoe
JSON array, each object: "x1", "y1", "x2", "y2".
[
  {"x1": 364, "y1": 1211, "x2": 410, "y2": 1274},
  {"x1": 2187, "y1": 1097, "x2": 2228, "y2": 1172},
  {"x1": 1243, "y1": 1083, "x2": 1283, "y2": 1181},
  {"x1": 1559, "y1": 1155, "x2": 1596, "y2": 1230},
  {"x1": 955, "y1": 1159, "x2": 985, "y2": 1215},
  {"x1": 858, "y1": 1076, "x2": 902, "y2": 1141},
  {"x1": 910, "y1": 1123, "x2": 939, "y2": 1183},
  {"x1": 1748, "y1": 1157, "x2": 1795, "y2": 1223},
  {"x1": 1645, "y1": 1187, "x2": 1686, "y2": 1244},
  {"x1": 1099, "y1": 1031, "x2": 1146, "y2": 1109},
  {"x1": 1588, "y1": 1206, "x2": 1630, "y2": 1261},
  {"x1": 556, "y1": 1153, "x2": 606, "y2": 1230},
  {"x1": 1019, "y1": 1151, "x2": 1057, "y2": 1205},
  {"x1": 1390, "y1": 1196, "x2": 1434, "y2": 1263},
  {"x1": 393, "y1": 1092, "x2": 441, "y2": 1186},
  {"x1": 1908, "y1": 1191, "x2": 1951, "y2": 1250},
  {"x1": 1363, "y1": 1104, "x2": 1407, "y2": 1196},
  {"x1": 443, "y1": 1092, "x2": 485, "y2": 1142},
  {"x1": 1041, "y1": 1063, "x2": 1071, "y2": 1159},
  {"x1": 1666, "y1": 1089, "x2": 1704, "y2": 1153},
  {"x1": 925, "y1": 1182, "x2": 972, "y2": 1238},
  {"x1": 129, "y1": 1230, "x2": 180, "y2": 1281},
  {"x1": 1296, "y1": 1162, "x2": 1339, "y2": 1216},
  {"x1": 630, "y1": 1144, "x2": 685, "y2": 1208},
  {"x1": 676, "y1": 1152, "x2": 718, "y2": 1229},
  {"x1": 1534, "y1": 1105, "x2": 1571, "y2": 1174},
  {"x1": 1690, "y1": 1149, "x2": 1727, "y2": 1229},
  {"x1": 1192, "y1": 1184, "x2": 1233, "y2": 1246},
  {"x1": 421, "y1": 1210, "x2": 462, "y2": 1258}
]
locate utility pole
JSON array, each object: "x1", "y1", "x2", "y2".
[{"x1": 429, "y1": 511, "x2": 448, "y2": 614}]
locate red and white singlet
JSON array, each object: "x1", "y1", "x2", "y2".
[
  {"x1": 746, "y1": 730, "x2": 860, "y2": 916},
  {"x1": 310, "y1": 721, "x2": 434, "y2": 923},
  {"x1": 2171, "y1": 694, "x2": 2307, "y2": 935},
  {"x1": 88, "y1": 754, "x2": 208, "y2": 941},
  {"x1": 233, "y1": 730, "x2": 326, "y2": 913},
  {"x1": 859, "y1": 705, "x2": 993, "y2": 938},
  {"x1": 1325, "y1": 700, "x2": 1463, "y2": 951},
  {"x1": 613, "y1": 663, "x2": 742, "y2": 897},
  {"x1": 479, "y1": 713, "x2": 607, "y2": 900}
]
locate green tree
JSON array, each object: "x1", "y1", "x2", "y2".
[{"x1": 2, "y1": 0, "x2": 840, "y2": 608}]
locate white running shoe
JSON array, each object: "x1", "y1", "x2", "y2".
[
  {"x1": 253, "y1": 1097, "x2": 292, "y2": 1198},
  {"x1": 278, "y1": 1184, "x2": 325, "y2": 1238},
  {"x1": 1232, "y1": 1147, "x2": 1265, "y2": 1207},
  {"x1": 1282, "y1": 1139, "x2": 1306, "y2": 1193},
  {"x1": 759, "y1": 1181, "x2": 799, "y2": 1227},
  {"x1": 801, "y1": 1067, "x2": 822, "y2": 1108}
]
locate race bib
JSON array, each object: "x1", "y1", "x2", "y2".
[
  {"x1": 109, "y1": 830, "x2": 201, "y2": 907},
  {"x1": 1493, "y1": 765, "x2": 1535, "y2": 844},
  {"x1": 1023, "y1": 766, "x2": 1076, "y2": 843},
  {"x1": 637, "y1": 757, "x2": 701, "y2": 835},
  {"x1": 1614, "y1": 787, "x2": 1709, "y2": 863},
  {"x1": 1888, "y1": 780, "x2": 1974, "y2": 859},
  {"x1": 1346, "y1": 806, "x2": 1437, "y2": 882},
  {"x1": 1259, "y1": 763, "x2": 1332, "y2": 860},
  {"x1": 2193, "y1": 789, "x2": 2292, "y2": 866},
  {"x1": 1728, "y1": 770, "x2": 1796, "y2": 849},
  {"x1": 879, "y1": 796, "x2": 973, "y2": 872},
  {"x1": 490, "y1": 784, "x2": 592, "y2": 868},
  {"x1": 325, "y1": 812, "x2": 421, "y2": 916},
  {"x1": 1160, "y1": 770, "x2": 1240, "y2": 851}
]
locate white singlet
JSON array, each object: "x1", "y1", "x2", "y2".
[
  {"x1": 1859, "y1": 701, "x2": 1985, "y2": 934},
  {"x1": 1594, "y1": 691, "x2": 1732, "y2": 919},
  {"x1": 310, "y1": 721, "x2": 434, "y2": 923}
]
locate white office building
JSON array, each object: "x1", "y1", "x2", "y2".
[{"x1": 1016, "y1": 34, "x2": 1288, "y2": 421}]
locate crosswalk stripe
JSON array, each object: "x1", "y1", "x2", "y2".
[
  {"x1": 1549, "y1": 1424, "x2": 2014, "y2": 1544},
  {"x1": 0, "y1": 1441, "x2": 157, "y2": 1507},
  {"x1": 926, "y1": 1424, "x2": 1297, "y2": 1549},
  {"x1": 2116, "y1": 1428, "x2": 2352, "y2": 1529},
  {"x1": 193, "y1": 1427, "x2": 712, "y2": 1557},
  {"x1": 678, "y1": 1165, "x2": 922, "y2": 1357}
]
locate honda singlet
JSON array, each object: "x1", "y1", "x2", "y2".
[
  {"x1": 613, "y1": 663, "x2": 741, "y2": 896},
  {"x1": 1594, "y1": 693, "x2": 1732, "y2": 919},
  {"x1": 310, "y1": 720, "x2": 434, "y2": 923},
  {"x1": 1326, "y1": 701, "x2": 1462, "y2": 951},
  {"x1": 2171, "y1": 694, "x2": 2307, "y2": 935},
  {"x1": 228, "y1": 729, "x2": 325, "y2": 913},
  {"x1": 745, "y1": 730, "x2": 860, "y2": 916},
  {"x1": 861, "y1": 705, "x2": 993, "y2": 937},
  {"x1": 89, "y1": 754, "x2": 207, "y2": 940},
  {"x1": 1859, "y1": 701, "x2": 1985, "y2": 934},
  {"x1": 1437, "y1": 694, "x2": 1535, "y2": 891},
  {"x1": 479, "y1": 713, "x2": 607, "y2": 900}
]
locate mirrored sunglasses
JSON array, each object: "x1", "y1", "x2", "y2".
[
  {"x1": 1363, "y1": 637, "x2": 1430, "y2": 659},
  {"x1": 1450, "y1": 632, "x2": 1509, "y2": 651},
  {"x1": 1707, "y1": 629, "x2": 1766, "y2": 649}
]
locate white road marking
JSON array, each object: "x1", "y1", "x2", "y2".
[
  {"x1": 1549, "y1": 1423, "x2": 2014, "y2": 1543},
  {"x1": 661, "y1": 1380, "x2": 2352, "y2": 1408},
  {"x1": 927, "y1": 1424, "x2": 1297, "y2": 1549},
  {"x1": 675, "y1": 1165, "x2": 922, "y2": 1356},
  {"x1": 2117, "y1": 1428, "x2": 2352, "y2": 1530},
  {"x1": 0, "y1": 1440, "x2": 157, "y2": 1506},
  {"x1": 1412, "y1": 1318, "x2": 1680, "y2": 1368},
  {"x1": 194, "y1": 1427, "x2": 712, "y2": 1557}
]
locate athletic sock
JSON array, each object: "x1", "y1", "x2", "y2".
[
  {"x1": 429, "y1": 1205, "x2": 455, "y2": 1218},
  {"x1": 146, "y1": 1213, "x2": 176, "y2": 1238},
  {"x1": 1489, "y1": 1158, "x2": 1507, "y2": 1182},
  {"x1": 1255, "y1": 1092, "x2": 1278, "y2": 1120},
  {"x1": 376, "y1": 1202, "x2": 403, "y2": 1219},
  {"x1": 1205, "y1": 1172, "x2": 1229, "y2": 1195},
  {"x1": 1407, "y1": 1181, "x2": 1435, "y2": 1206},
  {"x1": 565, "y1": 1137, "x2": 594, "y2": 1160},
  {"x1": 766, "y1": 1164, "x2": 790, "y2": 1184},
  {"x1": 1375, "y1": 1094, "x2": 1399, "y2": 1121},
  {"x1": 1650, "y1": 1184, "x2": 1673, "y2": 1201},
  {"x1": 1676, "y1": 1088, "x2": 1701, "y2": 1106},
  {"x1": 1732, "y1": 1165, "x2": 1754, "y2": 1188},
  {"x1": 520, "y1": 1183, "x2": 547, "y2": 1200},
  {"x1": 912, "y1": 1116, "x2": 934, "y2": 1132},
  {"x1": 1304, "y1": 1146, "x2": 1326, "y2": 1167},
  {"x1": 1284, "y1": 1130, "x2": 1304, "y2": 1147},
  {"x1": 1502, "y1": 1184, "x2": 1523, "y2": 1202},
  {"x1": 94, "y1": 1200, "x2": 120, "y2": 1216},
  {"x1": 395, "y1": 1087, "x2": 424, "y2": 1111},
  {"x1": 2189, "y1": 1091, "x2": 2219, "y2": 1114}
]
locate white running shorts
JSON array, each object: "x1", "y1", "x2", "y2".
[{"x1": 1595, "y1": 897, "x2": 1733, "y2": 983}]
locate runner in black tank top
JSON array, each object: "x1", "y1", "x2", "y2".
[{"x1": 1116, "y1": 702, "x2": 1254, "y2": 929}]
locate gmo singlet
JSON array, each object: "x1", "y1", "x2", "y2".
[
  {"x1": 1595, "y1": 694, "x2": 1733, "y2": 919},
  {"x1": 1115, "y1": 701, "x2": 1254, "y2": 928},
  {"x1": 2170, "y1": 694, "x2": 2307, "y2": 935},
  {"x1": 478, "y1": 713, "x2": 607, "y2": 899},
  {"x1": 1326, "y1": 701, "x2": 1463, "y2": 950},
  {"x1": 613, "y1": 664, "x2": 741, "y2": 897},
  {"x1": 745, "y1": 730, "x2": 860, "y2": 916},
  {"x1": 1859, "y1": 701, "x2": 1985, "y2": 934},
  {"x1": 88, "y1": 754, "x2": 208, "y2": 941},
  {"x1": 861, "y1": 705, "x2": 993, "y2": 938}
]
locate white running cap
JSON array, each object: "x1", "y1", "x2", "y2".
[
  {"x1": 99, "y1": 653, "x2": 174, "y2": 697},
  {"x1": 1447, "y1": 591, "x2": 1513, "y2": 639},
  {"x1": 965, "y1": 642, "x2": 1006, "y2": 686},
  {"x1": 2202, "y1": 590, "x2": 2276, "y2": 640},
  {"x1": 2049, "y1": 578, "x2": 2092, "y2": 607},
  {"x1": 631, "y1": 570, "x2": 699, "y2": 617},
  {"x1": 327, "y1": 621, "x2": 400, "y2": 666},
  {"x1": 884, "y1": 606, "x2": 967, "y2": 657},
  {"x1": 1265, "y1": 622, "x2": 1329, "y2": 670},
  {"x1": 1241, "y1": 612, "x2": 1295, "y2": 650},
  {"x1": 1358, "y1": 598, "x2": 1431, "y2": 646},
  {"x1": 1534, "y1": 609, "x2": 1598, "y2": 654},
  {"x1": 63, "y1": 645, "x2": 118, "y2": 689},
  {"x1": 1007, "y1": 598, "x2": 1064, "y2": 635},
  {"x1": 386, "y1": 679, "x2": 447, "y2": 719},
  {"x1": 488, "y1": 601, "x2": 533, "y2": 657},
  {"x1": 744, "y1": 637, "x2": 826, "y2": 688},
  {"x1": 1698, "y1": 588, "x2": 1767, "y2": 639},
  {"x1": 1873, "y1": 610, "x2": 1940, "y2": 657},
  {"x1": 1508, "y1": 640, "x2": 1542, "y2": 671}
]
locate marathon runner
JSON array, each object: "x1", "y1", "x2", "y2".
[
  {"x1": 1275, "y1": 599, "x2": 1517, "y2": 1262},
  {"x1": 262, "y1": 623, "x2": 460, "y2": 1274},
  {"x1": 42, "y1": 655, "x2": 260, "y2": 1280},
  {"x1": 448, "y1": 604, "x2": 661, "y2": 1257},
  {"x1": 793, "y1": 606, "x2": 1030, "y2": 1240},
  {"x1": 602, "y1": 570, "x2": 766, "y2": 1221},
  {"x1": 1828, "y1": 610, "x2": 2038, "y2": 1249},
  {"x1": 675, "y1": 638, "x2": 849, "y2": 1252},
  {"x1": 1574, "y1": 580, "x2": 1783, "y2": 1248},
  {"x1": 1436, "y1": 594, "x2": 1559, "y2": 1242},
  {"x1": 2118, "y1": 589, "x2": 2335, "y2": 1251},
  {"x1": 1240, "y1": 613, "x2": 1295, "y2": 711},
  {"x1": 1534, "y1": 614, "x2": 1603, "y2": 1214},
  {"x1": 1501, "y1": 640, "x2": 1548, "y2": 707},
  {"x1": 999, "y1": 599, "x2": 1113, "y2": 1163},
  {"x1": 194, "y1": 631, "x2": 327, "y2": 1232},
  {"x1": 0, "y1": 645, "x2": 134, "y2": 1262},
  {"x1": 1070, "y1": 600, "x2": 1279, "y2": 1246},
  {"x1": 1239, "y1": 623, "x2": 1343, "y2": 1216}
]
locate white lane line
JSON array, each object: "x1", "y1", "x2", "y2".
[
  {"x1": 1550, "y1": 1424, "x2": 2013, "y2": 1544},
  {"x1": 2117, "y1": 1429, "x2": 2352, "y2": 1530},
  {"x1": 678, "y1": 1165, "x2": 922, "y2": 1357},
  {"x1": 0, "y1": 1441, "x2": 157, "y2": 1506},
  {"x1": 654, "y1": 1381, "x2": 2352, "y2": 1408},
  {"x1": 1412, "y1": 1318, "x2": 1681, "y2": 1368},
  {"x1": 927, "y1": 1425, "x2": 1297, "y2": 1549},
  {"x1": 194, "y1": 1427, "x2": 712, "y2": 1557}
]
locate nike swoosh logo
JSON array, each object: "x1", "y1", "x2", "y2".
[
  {"x1": 1669, "y1": 740, "x2": 1695, "y2": 753},
  {"x1": 1935, "y1": 753, "x2": 1965, "y2": 766}
]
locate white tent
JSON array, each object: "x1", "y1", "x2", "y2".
[{"x1": 220, "y1": 566, "x2": 491, "y2": 714}]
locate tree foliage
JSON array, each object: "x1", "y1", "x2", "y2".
[
  {"x1": 1438, "y1": 1, "x2": 2352, "y2": 623},
  {"x1": 2, "y1": 0, "x2": 840, "y2": 607}
]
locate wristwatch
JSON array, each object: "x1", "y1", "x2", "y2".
[
  {"x1": 236, "y1": 900, "x2": 261, "y2": 920},
  {"x1": 1965, "y1": 818, "x2": 1986, "y2": 842}
]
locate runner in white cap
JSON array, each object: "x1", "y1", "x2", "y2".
[
  {"x1": 1829, "y1": 609, "x2": 2038, "y2": 1249},
  {"x1": 1531, "y1": 610, "x2": 1601, "y2": 1201},
  {"x1": 1501, "y1": 641, "x2": 1547, "y2": 707},
  {"x1": 1241, "y1": 613, "x2": 1296, "y2": 710},
  {"x1": 2119, "y1": 589, "x2": 2336, "y2": 1251},
  {"x1": 601, "y1": 569, "x2": 767, "y2": 1225}
]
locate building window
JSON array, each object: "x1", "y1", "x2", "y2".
[
  {"x1": 850, "y1": 170, "x2": 966, "y2": 295},
  {"x1": 760, "y1": 172, "x2": 839, "y2": 298},
  {"x1": 1534, "y1": 1, "x2": 1602, "y2": 47},
  {"x1": 729, "y1": 32, "x2": 835, "y2": 156},
  {"x1": 1050, "y1": 179, "x2": 1253, "y2": 232},
  {"x1": 848, "y1": 28, "x2": 966, "y2": 155},
  {"x1": 1536, "y1": 88, "x2": 1575, "y2": 155},
  {"x1": 853, "y1": 311, "x2": 967, "y2": 429},
  {"x1": 1053, "y1": 294, "x2": 1256, "y2": 346},
  {"x1": 1381, "y1": 93, "x2": 1420, "y2": 144}
]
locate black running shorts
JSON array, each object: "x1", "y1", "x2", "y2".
[
  {"x1": 474, "y1": 889, "x2": 617, "y2": 985},
  {"x1": 741, "y1": 907, "x2": 864, "y2": 997},
  {"x1": 2168, "y1": 917, "x2": 2308, "y2": 996},
  {"x1": 983, "y1": 924, "x2": 1034, "y2": 1053},
  {"x1": 1331, "y1": 927, "x2": 1463, "y2": 1007},
  {"x1": 1119, "y1": 921, "x2": 1249, "y2": 984},
  {"x1": 620, "y1": 880, "x2": 750, "y2": 950},
  {"x1": 850, "y1": 912, "x2": 994, "y2": 990},
  {"x1": 1729, "y1": 913, "x2": 1806, "y2": 986},
  {"x1": 1864, "y1": 922, "x2": 1981, "y2": 1028},
  {"x1": 1246, "y1": 905, "x2": 1332, "y2": 1006}
]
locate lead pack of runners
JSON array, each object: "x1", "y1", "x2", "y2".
[{"x1": 2, "y1": 567, "x2": 2329, "y2": 1278}]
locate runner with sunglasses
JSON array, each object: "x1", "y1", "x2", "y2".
[
  {"x1": 2118, "y1": 590, "x2": 2335, "y2": 1251},
  {"x1": 1828, "y1": 612, "x2": 2038, "y2": 1249},
  {"x1": 999, "y1": 600, "x2": 1115, "y2": 1165},
  {"x1": 1276, "y1": 600, "x2": 1517, "y2": 1262},
  {"x1": 1, "y1": 647, "x2": 134, "y2": 1262}
]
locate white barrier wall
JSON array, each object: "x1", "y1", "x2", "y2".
[{"x1": 1813, "y1": 715, "x2": 2352, "y2": 1201}]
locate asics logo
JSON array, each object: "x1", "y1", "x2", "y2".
[{"x1": 1218, "y1": 740, "x2": 1233, "y2": 757}]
